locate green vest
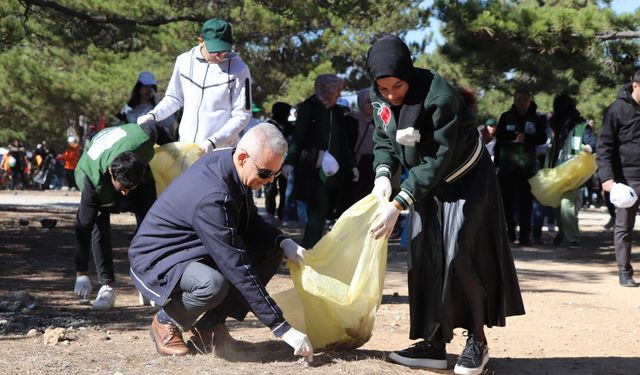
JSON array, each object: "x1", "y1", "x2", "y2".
[{"x1": 75, "y1": 124, "x2": 155, "y2": 205}]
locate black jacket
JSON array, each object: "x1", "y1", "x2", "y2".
[
  {"x1": 128, "y1": 148, "x2": 290, "y2": 336},
  {"x1": 597, "y1": 84, "x2": 640, "y2": 183}
]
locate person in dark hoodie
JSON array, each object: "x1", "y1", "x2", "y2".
[
  {"x1": 596, "y1": 70, "x2": 640, "y2": 287},
  {"x1": 546, "y1": 94, "x2": 597, "y2": 248},
  {"x1": 366, "y1": 34, "x2": 525, "y2": 375},
  {"x1": 128, "y1": 123, "x2": 313, "y2": 360},
  {"x1": 494, "y1": 88, "x2": 548, "y2": 245}
]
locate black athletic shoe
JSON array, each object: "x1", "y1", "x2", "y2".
[
  {"x1": 454, "y1": 335, "x2": 489, "y2": 375},
  {"x1": 388, "y1": 340, "x2": 447, "y2": 369}
]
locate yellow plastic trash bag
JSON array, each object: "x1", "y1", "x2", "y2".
[
  {"x1": 272, "y1": 195, "x2": 387, "y2": 350},
  {"x1": 149, "y1": 142, "x2": 204, "y2": 195},
  {"x1": 529, "y1": 151, "x2": 597, "y2": 207}
]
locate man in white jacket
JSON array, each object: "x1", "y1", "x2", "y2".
[{"x1": 138, "y1": 19, "x2": 252, "y2": 152}]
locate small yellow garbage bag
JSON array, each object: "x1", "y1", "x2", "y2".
[
  {"x1": 272, "y1": 195, "x2": 387, "y2": 350},
  {"x1": 529, "y1": 151, "x2": 597, "y2": 208},
  {"x1": 149, "y1": 142, "x2": 204, "y2": 195}
]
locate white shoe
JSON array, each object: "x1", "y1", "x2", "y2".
[
  {"x1": 138, "y1": 291, "x2": 156, "y2": 307},
  {"x1": 92, "y1": 285, "x2": 115, "y2": 310}
]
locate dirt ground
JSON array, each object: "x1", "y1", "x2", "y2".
[{"x1": 1, "y1": 190, "x2": 639, "y2": 375}]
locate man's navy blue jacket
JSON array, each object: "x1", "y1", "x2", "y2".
[{"x1": 129, "y1": 148, "x2": 290, "y2": 336}]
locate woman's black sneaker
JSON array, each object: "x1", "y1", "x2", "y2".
[
  {"x1": 388, "y1": 340, "x2": 447, "y2": 369},
  {"x1": 454, "y1": 334, "x2": 489, "y2": 375}
]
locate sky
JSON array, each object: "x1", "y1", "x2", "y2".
[{"x1": 408, "y1": 0, "x2": 639, "y2": 53}]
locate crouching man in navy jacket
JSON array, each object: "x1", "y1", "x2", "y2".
[{"x1": 129, "y1": 123, "x2": 313, "y2": 361}]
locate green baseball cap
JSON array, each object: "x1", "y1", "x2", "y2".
[
  {"x1": 200, "y1": 19, "x2": 232, "y2": 53},
  {"x1": 485, "y1": 118, "x2": 497, "y2": 127}
]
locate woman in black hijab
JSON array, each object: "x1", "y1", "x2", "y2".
[{"x1": 367, "y1": 35, "x2": 525, "y2": 375}]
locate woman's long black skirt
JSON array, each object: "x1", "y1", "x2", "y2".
[{"x1": 407, "y1": 149, "x2": 525, "y2": 343}]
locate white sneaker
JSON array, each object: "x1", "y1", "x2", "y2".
[
  {"x1": 138, "y1": 291, "x2": 156, "y2": 307},
  {"x1": 92, "y1": 285, "x2": 115, "y2": 310}
]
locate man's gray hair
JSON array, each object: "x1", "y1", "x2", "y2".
[{"x1": 238, "y1": 122, "x2": 288, "y2": 157}]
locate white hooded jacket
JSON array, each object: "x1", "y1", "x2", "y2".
[{"x1": 149, "y1": 46, "x2": 252, "y2": 147}]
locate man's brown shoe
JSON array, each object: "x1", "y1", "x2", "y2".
[{"x1": 150, "y1": 314, "x2": 190, "y2": 356}]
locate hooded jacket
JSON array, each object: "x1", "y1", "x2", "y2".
[
  {"x1": 366, "y1": 35, "x2": 480, "y2": 209},
  {"x1": 149, "y1": 46, "x2": 252, "y2": 148},
  {"x1": 597, "y1": 83, "x2": 640, "y2": 183}
]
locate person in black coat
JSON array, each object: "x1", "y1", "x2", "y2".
[{"x1": 596, "y1": 70, "x2": 640, "y2": 287}]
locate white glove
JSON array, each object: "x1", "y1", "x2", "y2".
[
  {"x1": 352, "y1": 167, "x2": 359, "y2": 182},
  {"x1": 610, "y1": 182, "x2": 638, "y2": 208},
  {"x1": 370, "y1": 202, "x2": 401, "y2": 240},
  {"x1": 136, "y1": 113, "x2": 155, "y2": 126},
  {"x1": 371, "y1": 176, "x2": 392, "y2": 203},
  {"x1": 281, "y1": 327, "x2": 313, "y2": 363},
  {"x1": 396, "y1": 127, "x2": 421, "y2": 146},
  {"x1": 74, "y1": 275, "x2": 92, "y2": 301},
  {"x1": 280, "y1": 238, "x2": 305, "y2": 266},
  {"x1": 582, "y1": 144, "x2": 593, "y2": 153},
  {"x1": 282, "y1": 165, "x2": 294, "y2": 179},
  {"x1": 198, "y1": 139, "x2": 215, "y2": 154}
]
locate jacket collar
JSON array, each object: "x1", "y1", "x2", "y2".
[{"x1": 217, "y1": 148, "x2": 248, "y2": 196}]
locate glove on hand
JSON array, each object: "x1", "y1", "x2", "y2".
[
  {"x1": 280, "y1": 238, "x2": 306, "y2": 266},
  {"x1": 281, "y1": 327, "x2": 313, "y2": 362},
  {"x1": 370, "y1": 202, "x2": 401, "y2": 240},
  {"x1": 74, "y1": 275, "x2": 92, "y2": 301},
  {"x1": 198, "y1": 139, "x2": 215, "y2": 154},
  {"x1": 282, "y1": 165, "x2": 294, "y2": 179},
  {"x1": 371, "y1": 176, "x2": 392, "y2": 203},
  {"x1": 352, "y1": 167, "x2": 360, "y2": 182},
  {"x1": 136, "y1": 113, "x2": 155, "y2": 126}
]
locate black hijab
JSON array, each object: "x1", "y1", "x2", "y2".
[{"x1": 366, "y1": 34, "x2": 432, "y2": 132}]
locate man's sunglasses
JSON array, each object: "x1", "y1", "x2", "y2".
[{"x1": 242, "y1": 149, "x2": 281, "y2": 179}]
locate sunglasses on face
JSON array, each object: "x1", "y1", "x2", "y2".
[{"x1": 242, "y1": 149, "x2": 281, "y2": 179}]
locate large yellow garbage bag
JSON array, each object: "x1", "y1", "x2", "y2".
[
  {"x1": 529, "y1": 151, "x2": 597, "y2": 207},
  {"x1": 272, "y1": 195, "x2": 387, "y2": 350},
  {"x1": 149, "y1": 142, "x2": 204, "y2": 195}
]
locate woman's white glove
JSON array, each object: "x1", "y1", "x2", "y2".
[
  {"x1": 282, "y1": 165, "x2": 294, "y2": 179},
  {"x1": 371, "y1": 176, "x2": 392, "y2": 203},
  {"x1": 74, "y1": 275, "x2": 92, "y2": 301},
  {"x1": 280, "y1": 238, "x2": 306, "y2": 266},
  {"x1": 370, "y1": 202, "x2": 401, "y2": 239},
  {"x1": 281, "y1": 327, "x2": 313, "y2": 362},
  {"x1": 198, "y1": 139, "x2": 215, "y2": 154},
  {"x1": 136, "y1": 113, "x2": 155, "y2": 126},
  {"x1": 352, "y1": 167, "x2": 360, "y2": 182}
]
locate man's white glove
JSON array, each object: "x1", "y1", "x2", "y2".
[
  {"x1": 74, "y1": 275, "x2": 92, "y2": 302},
  {"x1": 281, "y1": 327, "x2": 313, "y2": 362},
  {"x1": 198, "y1": 139, "x2": 215, "y2": 154},
  {"x1": 282, "y1": 165, "x2": 294, "y2": 179},
  {"x1": 371, "y1": 176, "x2": 392, "y2": 203},
  {"x1": 610, "y1": 182, "x2": 638, "y2": 208},
  {"x1": 136, "y1": 113, "x2": 155, "y2": 126},
  {"x1": 280, "y1": 238, "x2": 305, "y2": 266},
  {"x1": 352, "y1": 167, "x2": 360, "y2": 182},
  {"x1": 370, "y1": 202, "x2": 401, "y2": 240},
  {"x1": 582, "y1": 144, "x2": 593, "y2": 154}
]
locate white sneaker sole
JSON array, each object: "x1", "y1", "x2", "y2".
[
  {"x1": 388, "y1": 352, "x2": 447, "y2": 369},
  {"x1": 453, "y1": 351, "x2": 490, "y2": 375}
]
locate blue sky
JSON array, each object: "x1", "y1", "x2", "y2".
[{"x1": 409, "y1": 0, "x2": 639, "y2": 53}]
